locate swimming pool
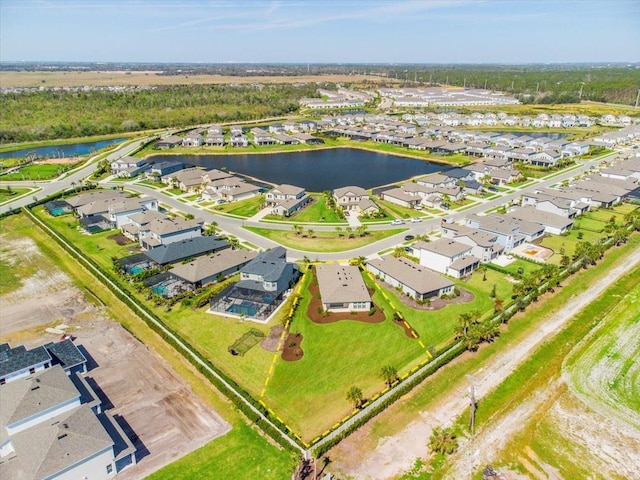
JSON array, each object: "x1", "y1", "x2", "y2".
[{"x1": 227, "y1": 301, "x2": 258, "y2": 317}]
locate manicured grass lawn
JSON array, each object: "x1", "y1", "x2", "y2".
[
  {"x1": 0, "y1": 187, "x2": 30, "y2": 203},
  {"x1": 492, "y1": 258, "x2": 543, "y2": 278},
  {"x1": 378, "y1": 199, "x2": 422, "y2": 219},
  {"x1": 1, "y1": 163, "x2": 75, "y2": 180},
  {"x1": 539, "y1": 229, "x2": 603, "y2": 263},
  {"x1": 584, "y1": 208, "x2": 620, "y2": 223},
  {"x1": 244, "y1": 226, "x2": 407, "y2": 253},
  {"x1": 147, "y1": 421, "x2": 297, "y2": 480},
  {"x1": 0, "y1": 258, "x2": 22, "y2": 296},
  {"x1": 339, "y1": 234, "x2": 640, "y2": 460},
  {"x1": 285, "y1": 195, "x2": 346, "y2": 224},
  {"x1": 2, "y1": 213, "x2": 298, "y2": 480},
  {"x1": 574, "y1": 217, "x2": 606, "y2": 233},
  {"x1": 214, "y1": 195, "x2": 264, "y2": 217},
  {"x1": 263, "y1": 270, "x2": 426, "y2": 440}
]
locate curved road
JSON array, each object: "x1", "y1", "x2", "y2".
[{"x1": 1, "y1": 133, "x2": 622, "y2": 262}]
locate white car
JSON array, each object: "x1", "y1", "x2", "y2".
[
  {"x1": 410, "y1": 217, "x2": 422, "y2": 223},
  {"x1": 390, "y1": 219, "x2": 405, "y2": 226}
]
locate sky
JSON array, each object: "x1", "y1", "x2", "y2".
[{"x1": 1, "y1": 0, "x2": 639, "y2": 64}]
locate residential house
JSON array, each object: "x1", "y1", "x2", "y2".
[
  {"x1": 110, "y1": 156, "x2": 149, "y2": 178},
  {"x1": 182, "y1": 131, "x2": 203, "y2": 147},
  {"x1": 209, "y1": 247, "x2": 300, "y2": 321},
  {"x1": 155, "y1": 135, "x2": 183, "y2": 149},
  {"x1": 148, "y1": 161, "x2": 183, "y2": 179},
  {"x1": 451, "y1": 226, "x2": 503, "y2": 262},
  {"x1": 202, "y1": 176, "x2": 261, "y2": 203},
  {"x1": 0, "y1": 365, "x2": 136, "y2": 479},
  {"x1": 138, "y1": 216, "x2": 203, "y2": 250},
  {"x1": 169, "y1": 250, "x2": 258, "y2": 290},
  {"x1": 108, "y1": 196, "x2": 158, "y2": 228},
  {"x1": 315, "y1": 264, "x2": 371, "y2": 312},
  {"x1": 366, "y1": 257, "x2": 455, "y2": 301},
  {"x1": 506, "y1": 206, "x2": 574, "y2": 235},
  {"x1": 230, "y1": 135, "x2": 249, "y2": 147},
  {"x1": 265, "y1": 184, "x2": 311, "y2": 217},
  {"x1": 464, "y1": 215, "x2": 526, "y2": 252},
  {"x1": 333, "y1": 186, "x2": 379, "y2": 216},
  {"x1": 142, "y1": 236, "x2": 230, "y2": 266},
  {"x1": 412, "y1": 239, "x2": 479, "y2": 278},
  {"x1": 120, "y1": 209, "x2": 168, "y2": 242}
]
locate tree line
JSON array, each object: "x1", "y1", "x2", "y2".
[{"x1": 0, "y1": 83, "x2": 317, "y2": 144}]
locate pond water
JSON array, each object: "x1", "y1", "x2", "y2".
[
  {"x1": 0, "y1": 137, "x2": 127, "y2": 160},
  {"x1": 152, "y1": 148, "x2": 448, "y2": 192}
]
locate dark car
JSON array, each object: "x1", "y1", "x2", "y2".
[
  {"x1": 404, "y1": 235, "x2": 415, "y2": 241},
  {"x1": 440, "y1": 203, "x2": 450, "y2": 210},
  {"x1": 488, "y1": 186, "x2": 498, "y2": 192}
]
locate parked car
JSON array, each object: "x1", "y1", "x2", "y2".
[
  {"x1": 410, "y1": 217, "x2": 422, "y2": 223},
  {"x1": 488, "y1": 186, "x2": 498, "y2": 192},
  {"x1": 390, "y1": 219, "x2": 405, "y2": 225},
  {"x1": 404, "y1": 235, "x2": 415, "y2": 241},
  {"x1": 440, "y1": 203, "x2": 450, "y2": 210}
]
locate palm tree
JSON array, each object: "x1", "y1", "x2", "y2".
[
  {"x1": 346, "y1": 386, "x2": 363, "y2": 409},
  {"x1": 356, "y1": 224, "x2": 368, "y2": 237},
  {"x1": 204, "y1": 222, "x2": 218, "y2": 236},
  {"x1": 306, "y1": 228, "x2": 315, "y2": 238},
  {"x1": 380, "y1": 365, "x2": 398, "y2": 387},
  {"x1": 428, "y1": 426, "x2": 458, "y2": 455},
  {"x1": 345, "y1": 226, "x2": 353, "y2": 239},
  {"x1": 335, "y1": 226, "x2": 343, "y2": 237}
]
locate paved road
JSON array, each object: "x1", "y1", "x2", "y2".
[{"x1": 2, "y1": 135, "x2": 625, "y2": 262}]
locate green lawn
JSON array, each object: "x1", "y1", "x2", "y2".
[
  {"x1": 574, "y1": 217, "x2": 607, "y2": 233},
  {"x1": 263, "y1": 269, "x2": 426, "y2": 439},
  {"x1": 282, "y1": 195, "x2": 346, "y2": 224},
  {"x1": 147, "y1": 422, "x2": 298, "y2": 480},
  {"x1": 0, "y1": 213, "x2": 298, "y2": 480},
  {"x1": 1, "y1": 163, "x2": 76, "y2": 181},
  {"x1": 491, "y1": 258, "x2": 543, "y2": 278},
  {"x1": 540, "y1": 229, "x2": 603, "y2": 263},
  {"x1": 214, "y1": 195, "x2": 264, "y2": 217},
  {"x1": 0, "y1": 187, "x2": 30, "y2": 204},
  {"x1": 244, "y1": 226, "x2": 407, "y2": 253},
  {"x1": 378, "y1": 199, "x2": 422, "y2": 219}
]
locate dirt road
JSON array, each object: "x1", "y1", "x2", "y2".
[{"x1": 335, "y1": 246, "x2": 640, "y2": 480}]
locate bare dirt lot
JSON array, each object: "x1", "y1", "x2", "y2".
[
  {"x1": 1, "y1": 71, "x2": 392, "y2": 88},
  {"x1": 0, "y1": 236, "x2": 230, "y2": 479}
]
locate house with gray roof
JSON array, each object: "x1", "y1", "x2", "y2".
[
  {"x1": 1, "y1": 339, "x2": 88, "y2": 386},
  {"x1": 0, "y1": 365, "x2": 136, "y2": 479},
  {"x1": 169, "y1": 249, "x2": 258, "y2": 290},
  {"x1": 266, "y1": 184, "x2": 311, "y2": 217},
  {"x1": 138, "y1": 216, "x2": 203, "y2": 250},
  {"x1": 143, "y1": 236, "x2": 230, "y2": 266},
  {"x1": 333, "y1": 186, "x2": 380, "y2": 216},
  {"x1": 366, "y1": 257, "x2": 454, "y2": 301},
  {"x1": 316, "y1": 264, "x2": 371, "y2": 312},
  {"x1": 209, "y1": 247, "x2": 301, "y2": 322},
  {"x1": 505, "y1": 206, "x2": 574, "y2": 235},
  {"x1": 412, "y1": 239, "x2": 479, "y2": 278},
  {"x1": 155, "y1": 135, "x2": 182, "y2": 149},
  {"x1": 464, "y1": 214, "x2": 526, "y2": 252},
  {"x1": 202, "y1": 176, "x2": 262, "y2": 203}
]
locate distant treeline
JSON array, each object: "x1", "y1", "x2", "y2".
[
  {"x1": 0, "y1": 83, "x2": 316, "y2": 144},
  {"x1": 382, "y1": 65, "x2": 640, "y2": 106}
]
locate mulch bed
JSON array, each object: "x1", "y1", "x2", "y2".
[
  {"x1": 376, "y1": 277, "x2": 474, "y2": 311},
  {"x1": 281, "y1": 333, "x2": 304, "y2": 361},
  {"x1": 306, "y1": 271, "x2": 386, "y2": 324},
  {"x1": 107, "y1": 233, "x2": 134, "y2": 246},
  {"x1": 392, "y1": 316, "x2": 418, "y2": 339},
  {"x1": 261, "y1": 325, "x2": 285, "y2": 352}
]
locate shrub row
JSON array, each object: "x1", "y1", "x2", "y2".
[
  {"x1": 311, "y1": 343, "x2": 465, "y2": 458},
  {"x1": 24, "y1": 208, "x2": 303, "y2": 455},
  {"x1": 483, "y1": 262, "x2": 523, "y2": 279}
]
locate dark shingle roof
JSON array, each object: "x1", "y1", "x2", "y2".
[
  {"x1": 0, "y1": 345, "x2": 51, "y2": 378},
  {"x1": 143, "y1": 236, "x2": 229, "y2": 265},
  {"x1": 44, "y1": 340, "x2": 87, "y2": 371}
]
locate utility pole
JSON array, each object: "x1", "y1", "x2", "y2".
[{"x1": 466, "y1": 375, "x2": 477, "y2": 436}]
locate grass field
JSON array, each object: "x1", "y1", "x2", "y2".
[
  {"x1": 213, "y1": 195, "x2": 264, "y2": 217},
  {"x1": 244, "y1": 226, "x2": 407, "y2": 252},
  {"x1": 0, "y1": 163, "x2": 76, "y2": 180},
  {"x1": 0, "y1": 186, "x2": 30, "y2": 204},
  {"x1": 0, "y1": 213, "x2": 298, "y2": 479},
  {"x1": 328, "y1": 234, "x2": 640, "y2": 468},
  {"x1": 267, "y1": 195, "x2": 346, "y2": 224},
  {"x1": 461, "y1": 253, "x2": 640, "y2": 480}
]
